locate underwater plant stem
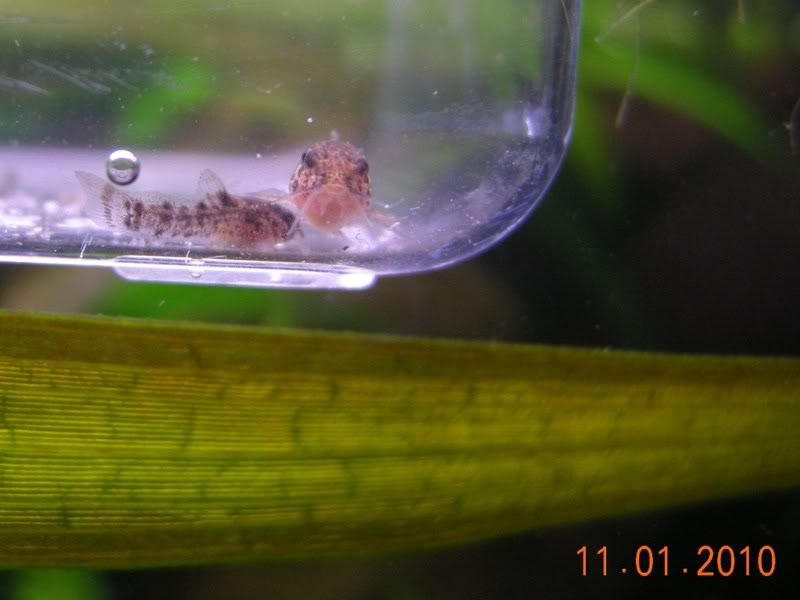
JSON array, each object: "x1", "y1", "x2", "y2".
[
  {"x1": 0, "y1": 312, "x2": 798, "y2": 567},
  {"x1": 595, "y1": 0, "x2": 657, "y2": 43},
  {"x1": 615, "y1": 18, "x2": 641, "y2": 129}
]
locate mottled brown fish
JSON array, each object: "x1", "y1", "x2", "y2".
[
  {"x1": 289, "y1": 140, "x2": 373, "y2": 232},
  {"x1": 76, "y1": 169, "x2": 299, "y2": 248}
]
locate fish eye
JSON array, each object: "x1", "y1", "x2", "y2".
[
  {"x1": 355, "y1": 158, "x2": 369, "y2": 175},
  {"x1": 301, "y1": 149, "x2": 317, "y2": 168}
]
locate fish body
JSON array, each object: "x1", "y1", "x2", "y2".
[
  {"x1": 76, "y1": 169, "x2": 299, "y2": 247},
  {"x1": 78, "y1": 139, "x2": 383, "y2": 247}
]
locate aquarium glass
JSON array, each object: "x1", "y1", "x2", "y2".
[{"x1": 0, "y1": 0, "x2": 580, "y2": 288}]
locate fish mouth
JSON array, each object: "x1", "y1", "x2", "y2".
[
  {"x1": 289, "y1": 184, "x2": 370, "y2": 230},
  {"x1": 291, "y1": 183, "x2": 369, "y2": 206}
]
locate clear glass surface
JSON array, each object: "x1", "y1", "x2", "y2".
[{"x1": 0, "y1": 0, "x2": 580, "y2": 288}]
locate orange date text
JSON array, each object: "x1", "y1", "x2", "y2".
[{"x1": 577, "y1": 545, "x2": 776, "y2": 577}]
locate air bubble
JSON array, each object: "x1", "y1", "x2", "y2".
[
  {"x1": 106, "y1": 149, "x2": 140, "y2": 185},
  {"x1": 189, "y1": 258, "x2": 204, "y2": 279}
]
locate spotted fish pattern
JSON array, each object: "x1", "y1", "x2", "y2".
[{"x1": 76, "y1": 169, "x2": 298, "y2": 247}]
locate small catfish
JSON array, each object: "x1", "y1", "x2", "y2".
[
  {"x1": 289, "y1": 140, "x2": 375, "y2": 233},
  {"x1": 76, "y1": 169, "x2": 299, "y2": 248}
]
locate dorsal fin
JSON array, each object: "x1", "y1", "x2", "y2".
[{"x1": 197, "y1": 169, "x2": 239, "y2": 209}]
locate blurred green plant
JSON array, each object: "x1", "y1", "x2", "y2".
[
  {"x1": 9, "y1": 570, "x2": 107, "y2": 600},
  {"x1": 580, "y1": 1, "x2": 779, "y2": 162},
  {"x1": 93, "y1": 281, "x2": 296, "y2": 325},
  {"x1": 113, "y1": 59, "x2": 213, "y2": 146}
]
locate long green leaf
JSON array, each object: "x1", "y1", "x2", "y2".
[
  {"x1": 580, "y1": 46, "x2": 773, "y2": 159},
  {"x1": 0, "y1": 312, "x2": 797, "y2": 567}
]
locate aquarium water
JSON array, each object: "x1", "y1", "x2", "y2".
[{"x1": 0, "y1": 0, "x2": 580, "y2": 289}]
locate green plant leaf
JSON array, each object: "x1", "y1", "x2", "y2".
[
  {"x1": 0, "y1": 312, "x2": 797, "y2": 567},
  {"x1": 580, "y1": 45, "x2": 773, "y2": 159}
]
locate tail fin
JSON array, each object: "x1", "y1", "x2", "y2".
[{"x1": 75, "y1": 171, "x2": 132, "y2": 229}]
